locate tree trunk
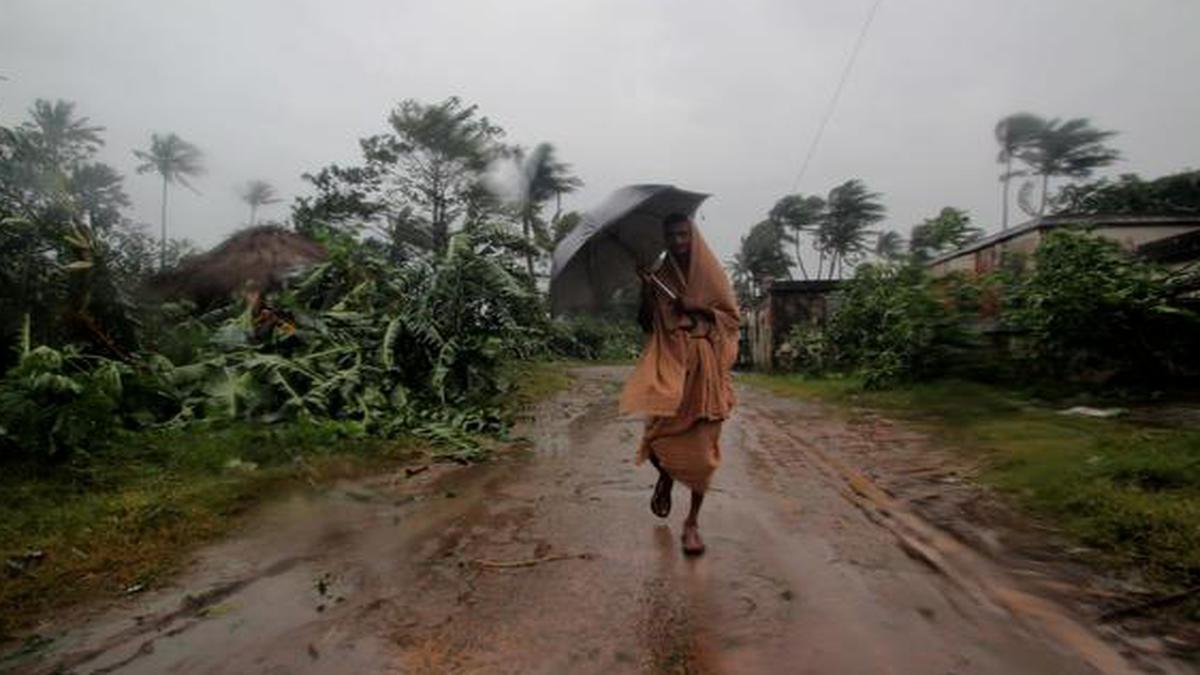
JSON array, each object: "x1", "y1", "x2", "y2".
[
  {"x1": 250, "y1": 203, "x2": 257, "y2": 226},
  {"x1": 523, "y1": 209, "x2": 535, "y2": 279},
  {"x1": 794, "y1": 236, "x2": 809, "y2": 280},
  {"x1": 159, "y1": 176, "x2": 168, "y2": 270},
  {"x1": 816, "y1": 251, "x2": 825, "y2": 280},
  {"x1": 1001, "y1": 155, "x2": 1012, "y2": 230},
  {"x1": 1039, "y1": 173, "x2": 1050, "y2": 216}
]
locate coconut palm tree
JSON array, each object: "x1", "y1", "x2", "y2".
[
  {"x1": 819, "y1": 179, "x2": 885, "y2": 278},
  {"x1": 134, "y1": 133, "x2": 204, "y2": 269},
  {"x1": 769, "y1": 194, "x2": 825, "y2": 279},
  {"x1": 994, "y1": 113, "x2": 1046, "y2": 230},
  {"x1": 1018, "y1": 118, "x2": 1119, "y2": 215},
  {"x1": 240, "y1": 179, "x2": 281, "y2": 225},
  {"x1": 22, "y1": 99, "x2": 104, "y2": 169},
  {"x1": 874, "y1": 230, "x2": 904, "y2": 261},
  {"x1": 514, "y1": 142, "x2": 583, "y2": 277}
]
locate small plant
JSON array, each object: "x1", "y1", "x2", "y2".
[{"x1": 774, "y1": 324, "x2": 832, "y2": 374}]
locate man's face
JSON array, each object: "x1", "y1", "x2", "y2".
[{"x1": 665, "y1": 220, "x2": 692, "y2": 262}]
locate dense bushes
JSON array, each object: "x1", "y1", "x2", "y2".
[
  {"x1": 1005, "y1": 231, "x2": 1200, "y2": 381},
  {"x1": 774, "y1": 230, "x2": 1199, "y2": 388},
  {"x1": 0, "y1": 224, "x2": 580, "y2": 462},
  {"x1": 776, "y1": 264, "x2": 975, "y2": 387}
]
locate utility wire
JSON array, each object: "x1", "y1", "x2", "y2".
[{"x1": 791, "y1": 0, "x2": 883, "y2": 192}]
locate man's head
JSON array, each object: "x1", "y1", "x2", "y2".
[{"x1": 663, "y1": 213, "x2": 693, "y2": 264}]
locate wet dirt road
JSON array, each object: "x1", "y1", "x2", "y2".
[{"x1": 14, "y1": 367, "x2": 1160, "y2": 674}]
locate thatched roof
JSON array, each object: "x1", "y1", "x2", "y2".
[{"x1": 150, "y1": 225, "x2": 327, "y2": 307}]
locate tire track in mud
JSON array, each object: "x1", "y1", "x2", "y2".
[
  {"x1": 735, "y1": 394, "x2": 1138, "y2": 675},
  {"x1": 7, "y1": 367, "x2": 1176, "y2": 674}
]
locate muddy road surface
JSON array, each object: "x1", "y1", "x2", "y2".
[{"x1": 8, "y1": 367, "x2": 1172, "y2": 674}]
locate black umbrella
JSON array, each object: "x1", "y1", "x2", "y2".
[{"x1": 549, "y1": 184, "x2": 709, "y2": 314}]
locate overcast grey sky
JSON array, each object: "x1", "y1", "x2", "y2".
[{"x1": 3, "y1": 0, "x2": 1198, "y2": 262}]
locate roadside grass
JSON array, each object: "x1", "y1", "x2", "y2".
[
  {"x1": 501, "y1": 359, "x2": 578, "y2": 411},
  {"x1": 742, "y1": 373, "x2": 1200, "y2": 599},
  {"x1": 0, "y1": 359, "x2": 572, "y2": 640}
]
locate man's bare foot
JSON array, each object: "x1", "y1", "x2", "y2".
[
  {"x1": 681, "y1": 522, "x2": 705, "y2": 556},
  {"x1": 651, "y1": 470, "x2": 673, "y2": 518}
]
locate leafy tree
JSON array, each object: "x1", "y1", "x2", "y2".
[
  {"x1": 818, "y1": 179, "x2": 884, "y2": 278},
  {"x1": 512, "y1": 142, "x2": 583, "y2": 276},
  {"x1": 134, "y1": 133, "x2": 205, "y2": 268},
  {"x1": 1017, "y1": 118, "x2": 1120, "y2": 215},
  {"x1": 361, "y1": 97, "x2": 506, "y2": 256},
  {"x1": 994, "y1": 113, "x2": 1046, "y2": 230},
  {"x1": 1054, "y1": 170, "x2": 1200, "y2": 216},
  {"x1": 769, "y1": 193, "x2": 824, "y2": 279},
  {"x1": 296, "y1": 98, "x2": 506, "y2": 259},
  {"x1": 240, "y1": 179, "x2": 281, "y2": 225},
  {"x1": 909, "y1": 207, "x2": 983, "y2": 261}
]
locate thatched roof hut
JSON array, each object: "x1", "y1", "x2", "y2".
[{"x1": 150, "y1": 225, "x2": 327, "y2": 308}]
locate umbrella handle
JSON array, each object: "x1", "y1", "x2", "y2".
[{"x1": 644, "y1": 271, "x2": 678, "y2": 301}]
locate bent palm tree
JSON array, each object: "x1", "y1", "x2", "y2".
[
  {"x1": 134, "y1": 133, "x2": 204, "y2": 269},
  {"x1": 240, "y1": 179, "x2": 281, "y2": 225},
  {"x1": 1018, "y1": 118, "x2": 1119, "y2": 215},
  {"x1": 769, "y1": 194, "x2": 825, "y2": 279},
  {"x1": 514, "y1": 143, "x2": 583, "y2": 277},
  {"x1": 874, "y1": 230, "x2": 904, "y2": 261},
  {"x1": 820, "y1": 179, "x2": 885, "y2": 278},
  {"x1": 994, "y1": 113, "x2": 1046, "y2": 230}
]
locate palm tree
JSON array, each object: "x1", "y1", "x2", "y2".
[
  {"x1": 908, "y1": 207, "x2": 983, "y2": 261},
  {"x1": 994, "y1": 113, "x2": 1046, "y2": 230},
  {"x1": 240, "y1": 180, "x2": 281, "y2": 225},
  {"x1": 1018, "y1": 118, "x2": 1119, "y2": 215},
  {"x1": 873, "y1": 230, "x2": 904, "y2": 261},
  {"x1": 134, "y1": 133, "x2": 204, "y2": 269},
  {"x1": 819, "y1": 179, "x2": 885, "y2": 278},
  {"x1": 22, "y1": 99, "x2": 104, "y2": 168},
  {"x1": 514, "y1": 143, "x2": 583, "y2": 277},
  {"x1": 769, "y1": 194, "x2": 825, "y2": 280}
]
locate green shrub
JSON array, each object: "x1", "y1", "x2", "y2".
[
  {"x1": 0, "y1": 346, "x2": 129, "y2": 459},
  {"x1": 825, "y1": 263, "x2": 970, "y2": 388},
  {"x1": 1004, "y1": 230, "x2": 1200, "y2": 382},
  {"x1": 544, "y1": 316, "x2": 641, "y2": 361},
  {"x1": 774, "y1": 323, "x2": 832, "y2": 374}
]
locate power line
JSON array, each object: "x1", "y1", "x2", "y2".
[{"x1": 790, "y1": 0, "x2": 883, "y2": 193}]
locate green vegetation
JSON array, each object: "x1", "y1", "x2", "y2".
[
  {"x1": 0, "y1": 361, "x2": 575, "y2": 638},
  {"x1": 773, "y1": 230, "x2": 1199, "y2": 387},
  {"x1": 745, "y1": 374, "x2": 1200, "y2": 598},
  {"x1": 0, "y1": 422, "x2": 415, "y2": 637},
  {"x1": 0, "y1": 94, "x2": 620, "y2": 638},
  {"x1": 1005, "y1": 230, "x2": 1199, "y2": 381}
]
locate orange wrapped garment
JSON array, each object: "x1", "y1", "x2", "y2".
[{"x1": 619, "y1": 229, "x2": 740, "y2": 493}]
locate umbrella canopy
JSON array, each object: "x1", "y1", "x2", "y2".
[
  {"x1": 149, "y1": 225, "x2": 327, "y2": 308},
  {"x1": 550, "y1": 184, "x2": 709, "y2": 315}
]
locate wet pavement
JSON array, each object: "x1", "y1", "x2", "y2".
[{"x1": 6, "y1": 367, "x2": 1179, "y2": 674}]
